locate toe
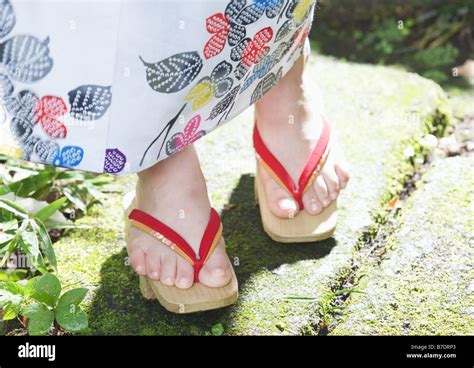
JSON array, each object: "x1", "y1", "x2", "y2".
[
  {"x1": 276, "y1": 197, "x2": 299, "y2": 218},
  {"x1": 160, "y1": 251, "x2": 177, "y2": 286},
  {"x1": 259, "y1": 166, "x2": 299, "y2": 219},
  {"x1": 262, "y1": 173, "x2": 298, "y2": 218},
  {"x1": 199, "y1": 243, "x2": 232, "y2": 288},
  {"x1": 313, "y1": 174, "x2": 331, "y2": 207},
  {"x1": 175, "y1": 257, "x2": 194, "y2": 289},
  {"x1": 322, "y1": 165, "x2": 340, "y2": 201},
  {"x1": 302, "y1": 187, "x2": 324, "y2": 215},
  {"x1": 145, "y1": 248, "x2": 161, "y2": 281},
  {"x1": 128, "y1": 247, "x2": 147, "y2": 276},
  {"x1": 335, "y1": 163, "x2": 350, "y2": 189}
]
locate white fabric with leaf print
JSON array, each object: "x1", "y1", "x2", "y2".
[{"x1": 0, "y1": 0, "x2": 316, "y2": 175}]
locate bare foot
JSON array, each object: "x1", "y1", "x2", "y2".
[
  {"x1": 127, "y1": 145, "x2": 232, "y2": 289},
  {"x1": 254, "y1": 46, "x2": 350, "y2": 219}
]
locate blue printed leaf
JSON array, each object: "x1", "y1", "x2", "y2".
[
  {"x1": 265, "y1": 0, "x2": 285, "y2": 18},
  {"x1": 54, "y1": 146, "x2": 84, "y2": 168}
]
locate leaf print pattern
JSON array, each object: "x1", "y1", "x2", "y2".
[
  {"x1": 53, "y1": 145, "x2": 84, "y2": 168},
  {"x1": 0, "y1": 0, "x2": 317, "y2": 173},
  {"x1": 275, "y1": 19, "x2": 294, "y2": 42},
  {"x1": 21, "y1": 134, "x2": 40, "y2": 160},
  {"x1": 227, "y1": 0, "x2": 285, "y2": 26},
  {"x1": 34, "y1": 139, "x2": 60, "y2": 165},
  {"x1": 37, "y1": 96, "x2": 68, "y2": 139},
  {"x1": 208, "y1": 85, "x2": 240, "y2": 123},
  {"x1": 68, "y1": 85, "x2": 112, "y2": 121},
  {"x1": 203, "y1": 0, "x2": 288, "y2": 60},
  {"x1": 140, "y1": 52, "x2": 203, "y2": 93},
  {"x1": 0, "y1": 0, "x2": 15, "y2": 39},
  {"x1": 272, "y1": 0, "x2": 315, "y2": 46},
  {"x1": 6, "y1": 89, "x2": 40, "y2": 127},
  {"x1": 2, "y1": 79, "x2": 86, "y2": 164},
  {"x1": 0, "y1": 72, "x2": 13, "y2": 99},
  {"x1": 203, "y1": 13, "x2": 246, "y2": 59},
  {"x1": 10, "y1": 117, "x2": 33, "y2": 144},
  {"x1": 239, "y1": 39, "x2": 292, "y2": 93},
  {"x1": 6, "y1": 89, "x2": 68, "y2": 139},
  {"x1": 0, "y1": 35, "x2": 53, "y2": 83},
  {"x1": 251, "y1": 66, "x2": 283, "y2": 104},
  {"x1": 185, "y1": 61, "x2": 233, "y2": 110},
  {"x1": 292, "y1": 0, "x2": 315, "y2": 26},
  {"x1": 16, "y1": 90, "x2": 40, "y2": 122},
  {"x1": 165, "y1": 115, "x2": 206, "y2": 155},
  {"x1": 287, "y1": 23, "x2": 310, "y2": 60},
  {"x1": 185, "y1": 78, "x2": 213, "y2": 111},
  {"x1": 231, "y1": 27, "x2": 273, "y2": 79},
  {"x1": 104, "y1": 148, "x2": 127, "y2": 174},
  {"x1": 140, "y1": 104, "x2": 187, "y2": 166}
]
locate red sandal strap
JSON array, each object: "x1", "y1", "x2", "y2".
[
  {"x1": 128, "y1": 208, "x2": 222, "y2": 283},
  {"x1": 253, "y1": 116, "x2": 331, "y2": 210}
]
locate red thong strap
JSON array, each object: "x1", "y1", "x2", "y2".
[
  {"x1": 128, "y1": 208, "x2": 222, "y2": 283},
  {"x1": 253, "y1": 116, "x2": 331, "y2": 210}
]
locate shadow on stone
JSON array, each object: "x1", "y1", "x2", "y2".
[
  {"x1": 221, "y1": 174, "x2": 336, "y2": 276},
  {"x1": 87, "y1": 174, "x2": 337, "y2": 335}
]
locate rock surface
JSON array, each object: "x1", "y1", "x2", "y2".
[{"x1": 332, "y1": 156, "x2": 473, "y2": 335}]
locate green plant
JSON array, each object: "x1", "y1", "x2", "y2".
[
  {"x1": 318, "y1": 289, "x2": 365, "y2": 327},
  {"x1": 0, "y1": 196, "x2": 67, "y2": 278},
  {"x1": 284, "y1": 288, "x2": 365, "y2": 328},
  {"x1": 0, "y1": 273, "x2": 89, "y2": 335},
  {"x1": 0, "y1": 155, "x2": 115, "y2": 282},
  {"x1": 313, "y1": 0, "x2": 473, "y2": 84},
  {"x1": 211, "y1": 323, "x2": 225, "y2": 336},
  {"x1": 0, "y1": 154, "x2": 114, "y2": 214}
]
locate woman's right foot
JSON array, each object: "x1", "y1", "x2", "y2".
[{"x1": 127, "y1": 145, "x2": 232, "y2": 289}]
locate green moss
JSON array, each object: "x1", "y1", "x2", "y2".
[{"x1": 332, "y1": 157, "x2": 474, "y2": 335}]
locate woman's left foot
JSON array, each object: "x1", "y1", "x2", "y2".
[{"x1": 254, "y1": 50, "x2": 350, "y2": 219}]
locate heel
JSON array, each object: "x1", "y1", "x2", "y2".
[{"x1": 139, "y1": 276, "x2": 156, "y2": 300}]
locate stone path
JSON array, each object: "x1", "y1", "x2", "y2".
[
  {"x1": 332, "y1": 155, "x2": 473, "y2": 335},
  {"x1": 52, "y1": 54, "x2": 470, "y2": 335}
]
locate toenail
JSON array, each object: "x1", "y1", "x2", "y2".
[
  {"x1": 164, "y1": 277, "x2": 173, "y2": 285},
  {"x1": 340, "y1": 181, "x2": 347, "y2": 189},
  {"x1": 310, "y1": 202, "x2": 320, "y2": 212},
  {"x1": 150, "y1": 272, "x2": 159, "y2": 280},
  {"x1": 135, "y1": 265, "x2": 144, "y2": 274},
  {"x1": 322, "y1": 199, "x2": 330, "y2": 206},
  {"x1": 330, "y1": 192, "x2": 338, "y2": 200},
  {"x1": 212, "y1": 268, "x2": 226, "y2": 277},
  {"x1": 278, "y1": 198, "x2": 296, "y2": 210},
  {"x1": 178, "y1": 278, "x2": 190, "y2": 287}
]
